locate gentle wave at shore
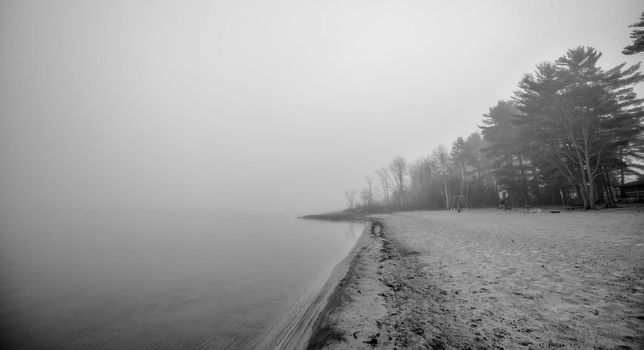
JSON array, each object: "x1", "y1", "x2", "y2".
[{"x1": 0, "y1": 210, "x2": 364, "y2": 349}]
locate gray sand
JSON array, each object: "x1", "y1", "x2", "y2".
[{"x1": 310, "y1": 208, "x2": 644, "y2": 349}]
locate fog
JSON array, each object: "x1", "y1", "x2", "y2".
[{"x1": 1, "y1": 0, "x2": 642, "y2": 214}]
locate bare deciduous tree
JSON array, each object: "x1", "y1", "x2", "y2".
[
  {"x1": 344, "y1": 189, "x2": 358, "y2": 209},
  {"x1": 389, "y1": 156, "x2": 408, "y2": 209},
  {"x1": 364, "y1": 176, "x2": 374, "y2": 207},
  {"x1": 376, "y1": 168, "x2": 391, "y2": 206},
  {"x1": 433, "y1": 145, "x2": 452, "y2": 209},
  {"x1": 360, "y1": 189, "x2": 370, "y2": 207}
]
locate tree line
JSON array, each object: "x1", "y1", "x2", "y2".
[{"x1": 345, "y1": 45, "x2": 644, "y2": 211}]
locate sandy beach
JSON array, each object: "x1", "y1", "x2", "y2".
[{"x1": 307, "y1": 208, "x2": 644, "y2": 350}]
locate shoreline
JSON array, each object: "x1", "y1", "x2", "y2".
[
  {"x1": 305, "y1": 209, "x2": 643, "y2": 349},
  {"x1": 299, "y1": 209, "x2": 387, "y2": 223},
  {"x1": 305, "y1": 217, "x2": 390, "y2": 349},
  {"x1": 253, "y1": 220, "x2": 376, "y2": 349},
  {"x1": 306, "y1": 220, "x2": 383, "y2": 349}
]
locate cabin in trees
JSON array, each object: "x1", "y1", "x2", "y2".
[{"x1": 618, "y1": 180, "x2": 644, "y2": 202}]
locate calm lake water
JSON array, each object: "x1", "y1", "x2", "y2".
[{"x1": 0, "y1": 211, "x2": 364, "y2": 349}]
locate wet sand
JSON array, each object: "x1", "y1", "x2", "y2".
[
  {"x1": 307, "y1": 208, "x2": 644, "y2": 349},
  {"x1": 254, "y1": 226, "x2": 371, "y2": 349}
]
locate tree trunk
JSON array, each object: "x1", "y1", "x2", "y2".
[
  {"x1": 604, "y1": 169, "x2": 616, "y2": 208},
  {"x1": 425, "y1": 178, "x2": 431, "y2": 209},
  {"x1": 518, "y1": 154, "x2": 529, "y2": 206},
  {"x1": 580, "y1": 177, "x2": 590, "y2": 209},
  {"x1": 584, "y1": 155, "x2": 597, "y2": 210},
  {"x1": 461, "y1": 161, "x2": 468, "y2": 199},
  {"x1": 575, "y1": 162, "x2": 589, "y2": 209},
  {"x1": 577, "y1": 179, "x2": 589, "y2": 209},
  {"x1": 530, "y1": 163, "x2": 541, "y2": 205},
  {"x1": 560, "y1": 188, "x2": 566, "y2": 206},
  {"x1": 443, "y1": 175, "x2": 449, "y2": 210},
  {"x1": 587, "y1": 181, "x2": 596, "y2": 210},
  {"x1": 596, "y1": 177, "x2": 605, "y2": 204}
]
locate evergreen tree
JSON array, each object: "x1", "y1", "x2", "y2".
[
  {"x1": 451, "y1": 137, "x2": 469, "y2": 198},
  {"x1": 623, "y1": 12, "x2": 644, "y2": 55},
  {"x1": 463, "y1": 133, "x2": 494, "y2": 206},
  {"x1": 515, "y1": 47, "x2": 644, "y2": 209},
  {"x1": 480, "y1": 100, "x2": 532, "y2": 205}
]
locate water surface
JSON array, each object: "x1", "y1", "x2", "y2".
[{"x1": 0, "y1": 210, "x2": 363, "y2": 349}]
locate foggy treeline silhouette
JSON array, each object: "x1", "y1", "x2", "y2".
[{"x1": 348, "y1": 46, "x2": 644, "y2": 211}]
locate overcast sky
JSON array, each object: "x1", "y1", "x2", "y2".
[{"x1": 1, "y1": 0, "x2": 642, "y2": 214}]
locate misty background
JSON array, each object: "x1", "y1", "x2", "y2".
[{"x1": 1, "y1": 0, "x2": 642, "y2": 215}]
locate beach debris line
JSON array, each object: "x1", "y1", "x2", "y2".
[{"x1": 370, "y1": 221, "x2": 384, "y2": 237}]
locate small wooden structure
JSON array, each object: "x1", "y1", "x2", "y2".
[{"x1": 448, "y1": 195, "x2": 472, "y2": 212}]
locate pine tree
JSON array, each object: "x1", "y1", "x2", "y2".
[
  {"x1": 623, "y1": 12, "x2": 644, "y2": 55},
  {"x1": 515, "y1": 47, "x2": 644, "y2": 209},
  {"x1": 451, "y1": 137, "x2": 469, "y2": 198},
  {"x1": 480, "y1": 100, "x2": 532, "y2": 205}
]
